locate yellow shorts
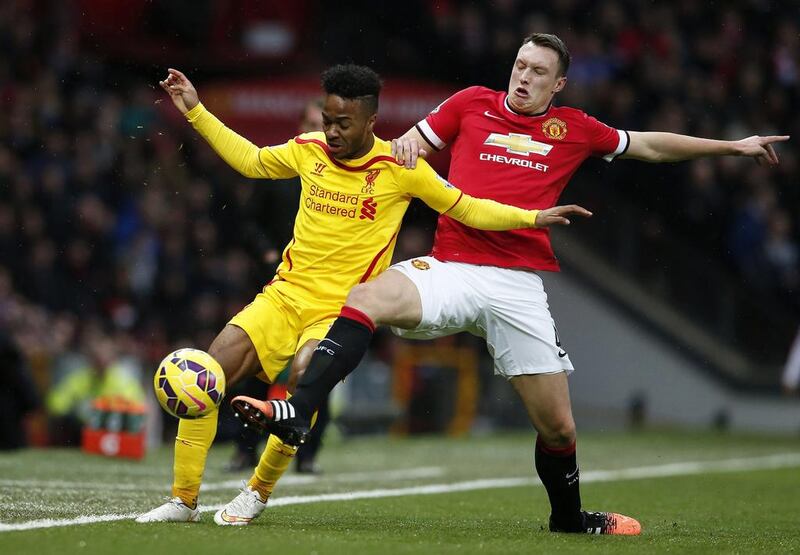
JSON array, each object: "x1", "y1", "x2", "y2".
[{"x1": 229, "y1": 280, "x2": 342, "y2": 383}]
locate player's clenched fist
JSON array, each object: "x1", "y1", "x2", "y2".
[{"x1": 159, "y1": 68, "x2": 200, "y2": 115}]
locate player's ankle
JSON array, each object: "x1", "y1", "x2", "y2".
[
  {"x1": 173, "y1": 491, "x2": 198, "y2": 510},
  {"x1": 247, "y1": 476, "x2": 271, "y2": 502}
]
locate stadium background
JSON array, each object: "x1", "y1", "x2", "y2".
[{"x1": 1, "y1": 0, "x2": 798, "y2": 451}]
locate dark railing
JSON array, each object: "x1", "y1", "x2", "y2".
[{"x1": 559, "y1": 177, "x2": 797, "y2": 384}]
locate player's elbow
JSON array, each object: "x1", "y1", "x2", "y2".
[
  {"x1": 627, "y1": 147, "x2": 666, "y2": 163},
  {"x1": 236, "y1": 165, "x2": 265, "y2": 179},
  {"x1": 646, "y1": 149, "x2": 670, "y2": 163}
]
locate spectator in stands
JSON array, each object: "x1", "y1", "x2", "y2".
[{"x1": 46, "y1": 326, "x2": 145, "y2": 445}]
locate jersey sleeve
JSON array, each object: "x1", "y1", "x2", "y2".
[
  {"x1": 398, "y1": 159, "x2": 463, "y2": 213},
  {"x1": 415, "y1": 86, "x2": 480, "y2": 151},
  {"x1": 583, "y1": 113, "x2": 630, "y2": 162},
  {"x1": 185, "y1": 103, "x2": 300, "y2": 179},
  {"x1": 257, "y1": 138, "x2": 304, "y2": 179},
  {"x1": 398, "y1": 160, "x2": 537, "y2": 230}
]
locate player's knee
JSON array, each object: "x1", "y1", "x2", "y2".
[
  {"x1": 345, "y1": 283, "x2": 381, "y2": 317},
  {"x1": 538, "y1": 418, "x2": 576, "y2": 447},
  {"x1": 288, "y1": 339, "x2": 317, "y2": 393},
  {"x1": 290, "y1": 354, "x2": 308, "y2": 381},
  {"x1": 207, "y1": 343, "x2": 238, "y2": 384},
  {"x1": 208, "y1": 326, "x2": 259, "y2": 386}
]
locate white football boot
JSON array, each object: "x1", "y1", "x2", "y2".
[
  {"x1": 135, "y1": 497, "x2": 200, "y2": 523},
  {"x1": 214, "y1": 481, "x2": 267, "y2": 526}
]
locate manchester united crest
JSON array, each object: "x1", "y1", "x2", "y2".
[
  {"x1": 542, "y1": 117, "x2": 567, "y2": 141},
  {"x1": 411, "y1": 259, "x2": 430, "y2": 270}
]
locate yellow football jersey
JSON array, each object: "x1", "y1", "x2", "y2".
[
  {"x1": 186, "y1": 103, "x2": 537, "y2": 305},
  {"x1": 258, "y1": 131, "x2": 466, "y2": 300}
]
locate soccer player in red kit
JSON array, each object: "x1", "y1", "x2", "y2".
[{"x1": 233, "y1": 33, "x2": 789, "y2": 535}]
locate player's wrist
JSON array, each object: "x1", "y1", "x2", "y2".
[
  {"x1": 531, "y1": 210, "x2": 540, "y2": 228},
  {"x1": 184, "y1": 102, "x2": 206, "y2": 122},
  {"x1": 732, "y1": 140, "x2": 750, "y2": 156}
]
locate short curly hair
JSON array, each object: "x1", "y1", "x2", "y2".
[{"x1": 321, "y1": 64, "x2": 382, "y2": 114}]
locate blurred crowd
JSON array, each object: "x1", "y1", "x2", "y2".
[{"x1": 0, "y1": 0, "x2": 798, "y2": 447}]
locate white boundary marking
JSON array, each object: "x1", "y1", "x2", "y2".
[
  {"x1": 0, "y1": 467, "x2": 445, "y2": 493},
  {"x1": 201, "y1": 466, "x2": 445, "y2": 491},
  {"x1": 1, "y1": 453, "x2": 799, "y2": 532}
]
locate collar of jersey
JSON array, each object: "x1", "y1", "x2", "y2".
[
  {"x1": 295, "y1": 133, "x2": 401, "y2": 172},
  {"x1": 503, "y1": 95, "x2": 552, "y2": 119}
]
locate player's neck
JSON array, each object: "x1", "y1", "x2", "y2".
[
  {"x1": 346, "y1": 134, "x2": 375, "y2": 160},
  {"x1": 505, "y1": 95, "x2": 551, "y2": 117}
]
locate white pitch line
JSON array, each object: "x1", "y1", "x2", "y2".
[
  {"x1": 0, "y1": 467, "x2": 445, "y2": 493},
  {"x1": 1, "y1": 452, "x2": 799, "y2": 532},
  {"x1": 201, "y1": 466, "x2": 445, "y2": 491}
]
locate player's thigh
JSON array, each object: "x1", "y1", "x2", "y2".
[
  {"x1": 346, "y1": 269, "x2": 422, "y2": 328},
  {"x1": 484, "y1": 270, "x2": 574, "y2": 377},
  {"x1": 388, "y1": 257, "x2": 482, "y2": 338},
  {"x1": 510, "y1": 372, "x2": 576, "y2": 445},
  {"x1": 207, "y1": 324, "x2": 262, "y2": 388},
  {"x1": 225, "y1": 289, "x2": 300, "y2": 384}
]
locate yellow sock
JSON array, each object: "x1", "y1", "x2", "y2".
[
  {"x1": 172, "y1": 408, "x2": 218, "y2": 508},
  {"x1": 249, "y1": 434, "x2": 298, "y2": 501},
  {"x1": 248, "y1": 409, "x2": 318, "y2": 502}
]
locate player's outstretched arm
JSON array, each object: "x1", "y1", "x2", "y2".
[
  {"x1": 158, "y1": 69, "x2": 273, "y2": 179},
  {"x1": 405, "y1": 161, "x2": 591, "y2": 231},
  {"x1": 623, "y1": 131, "x2": 790, "y2": 165},
  {"x1": 391, "y1": 127, "x2": 431, "y2": 169},
  {"x1": 446, "y1": 194, "x2": 592, "y2": 230}
]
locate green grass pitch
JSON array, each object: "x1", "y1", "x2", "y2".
[{"x1": 1, "y1": 430, "x2": 799, "y2": 554}]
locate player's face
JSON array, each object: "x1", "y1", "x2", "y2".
[
  {"x1": 507, "y1": 42, "x2": 567, "y2": 114},
  {"x1": 322, "y1": 95, "x2": 376, "y2": 159}
]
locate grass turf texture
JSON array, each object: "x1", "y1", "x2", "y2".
[{"x1": 1, "y1": 430, "x2": 799, "y2": 554}]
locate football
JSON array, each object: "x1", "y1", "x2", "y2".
[{"x1": 153, "y1": 348, "x2": 226, "y2": 419}]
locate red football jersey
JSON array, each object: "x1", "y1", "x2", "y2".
[{"x1": 417, "y1": 86, "x2": 629, "y2": 271}]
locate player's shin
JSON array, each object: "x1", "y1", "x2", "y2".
[
  {"x1": 249, "y1": 409, "x2": 318, "y2": 500},
  {"x1": 290, "y1": 306, "x2": 375, "y2": 418},
  {"x1": 534, "y1": 436, "x2": 583, "y2": 531},
  {"x1": 248, "y1": 434, "x2": 299, "y2": 501},
  {"x1": 173, "y1": 408, "x2": 219, "y2": 508}
]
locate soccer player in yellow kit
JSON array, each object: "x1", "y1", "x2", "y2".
[{"x1": 136, "y1": 64, "x2": 591, "y2": 524}]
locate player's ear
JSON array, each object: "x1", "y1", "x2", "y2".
[
  {"x1": 366, "y1": 112, "x2": 377, "y2": 133},
  {"x1": 553, "y1": 76, "x2": 567, "y2": 94}
]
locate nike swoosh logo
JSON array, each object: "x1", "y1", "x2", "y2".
[
  {"x1": 221, "y1": 510, "x2": 252, "y2": 523},
  {"x1": 558, "y1": 350, "x2": 567, "y2": 358},
  {"x1": 566, "y1": 468, "x2": 579, "y2": 480},
  {"x1": 181, "y1": 387, "x2": 207, "y2": 412},
  {"x1": 484, "y1": 110, "x2": 504, "y2": 120}
]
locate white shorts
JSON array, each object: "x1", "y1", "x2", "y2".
[{"x1": 390, "y1": 256, "x2": 574, "y2": 379}]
